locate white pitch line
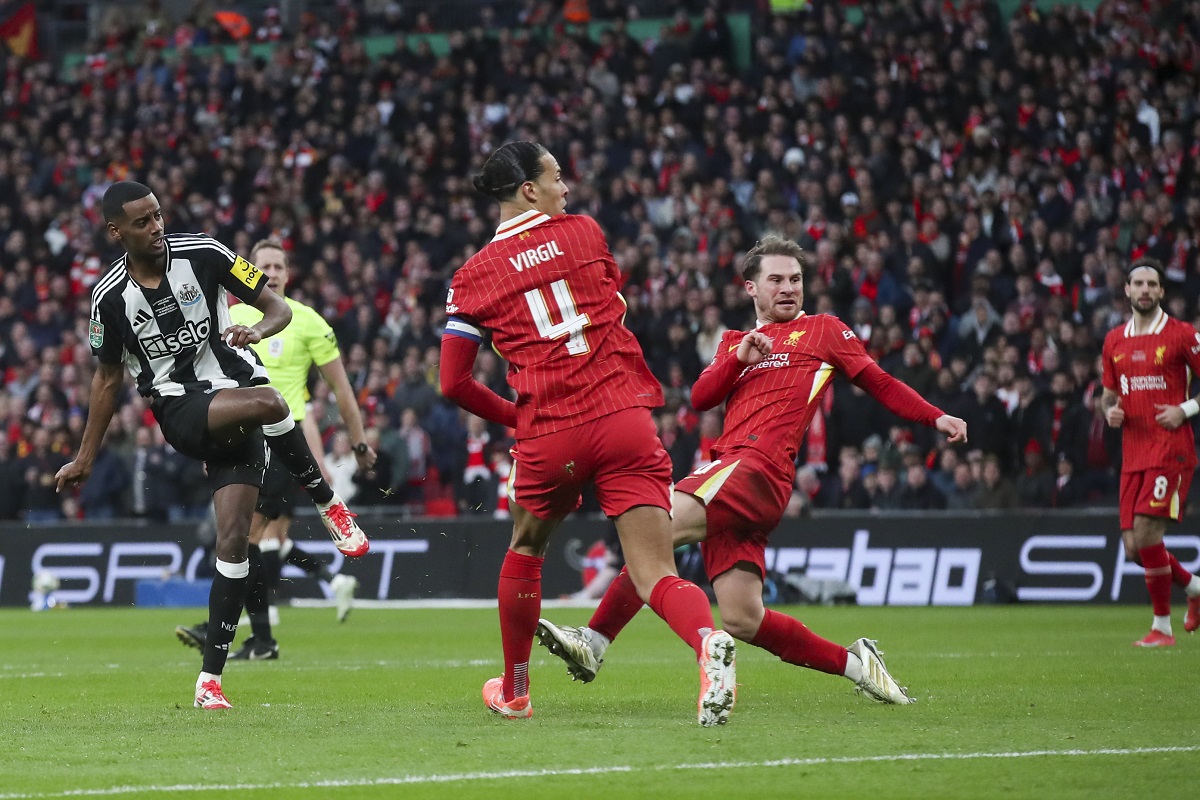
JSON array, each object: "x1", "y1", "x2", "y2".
[
  {"x1": 290, "y1": 598, "x2": 600, "y2": 610},
  {"x1": 0, "y1": 672, "x2": 64, "y2": 679},
  {"x1": 0, "y1": 659, "x2": 503, "y2": 679},
  {"x1": 0, "y1": 746, "x2": 1195, "y2": 799},
  {"x1": 917, "y1": 651, "x2": 1085, "y2": 659}
]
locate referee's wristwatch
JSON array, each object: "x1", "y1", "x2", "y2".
[{"x1": 353, "y1": 442, "x2": 369, "y2": 455}]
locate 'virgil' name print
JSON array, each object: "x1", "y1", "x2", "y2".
[{"x1": 508, "y1": 240, "x2": 565, "y2": 272}]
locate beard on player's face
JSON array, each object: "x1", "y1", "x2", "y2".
[
  {"x1": 750, "y1": 257, "x2": 804, "y2": 323},
  {"x1": 1126, "y1": 267, "x2": 1164, "y2": 315},
  {"x1": 756, "y1": 291, "x2": 803, "y2": 323},
  {"x1": 1129, "y1": 293, "x2": 1160, "y2": 314}
]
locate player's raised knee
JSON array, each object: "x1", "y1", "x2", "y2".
[{"x1": 254, "y1": 387, "x2": 290, "y2": 421}]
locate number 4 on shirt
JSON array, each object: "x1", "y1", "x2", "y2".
[{"x1": 524, "y1": 278, "x2": 591, "y2": 355}]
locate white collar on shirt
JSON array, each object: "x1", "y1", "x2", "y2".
[
  {"x1": 1124, "y1": 307, "x2": 1167, "y2": 337},
  {"x1": 492, "y1": 209, "x2": 551, "y2": 242}
]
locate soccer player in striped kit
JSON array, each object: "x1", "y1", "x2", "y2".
[
  {"x1": 439, "y1": 141, "x2": 737, "y2": 726},
  {"x1": 173, "y1": 239, "x2": 378, "y2": 661},
  {"x1": 1099, "y1": 258, "x2": 1200, "y2": 646},
  {"x1": 538, "y1": 235, "x2": 967, "y2": 705},
  {"x1": 56, "y1": 181, "x2": 367, "y2": 709}
]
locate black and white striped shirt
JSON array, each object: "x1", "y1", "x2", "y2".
[{"x1": 89, "y1": 233, "x2": 270, "y2": 399}]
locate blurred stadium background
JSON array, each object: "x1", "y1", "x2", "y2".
[{"x1": 0, "y1": 0, "x2": 1198, "y2": 610}]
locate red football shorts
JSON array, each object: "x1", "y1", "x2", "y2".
[
  {"x1": 675, "y1": 448, "x2": 793, "y2": 580},
  {"x1": 508, "y1": 407, "x2": 671, "y2": 520},
  {"x1": 1119, "y1": 466, "x2": 1193, "y2": 530}
]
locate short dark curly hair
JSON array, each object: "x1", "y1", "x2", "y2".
[{"x1": 101, "y1": 181, "x2": 153, "y2": 223}]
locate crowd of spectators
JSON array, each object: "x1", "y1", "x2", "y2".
[{"x1": 2, "y1": 0, "x2": 1200, "y2": 523}]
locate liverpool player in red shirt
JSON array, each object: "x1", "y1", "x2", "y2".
[
  {"x1": 1099, "y1": 258, "x2": 1200, "y2": 646},
  {"x1": 439, "y1": 141, "x2": 736, "y2": 725},
  {"x1": 538, "y1": 235, "x2": 967, "y2": 704}
]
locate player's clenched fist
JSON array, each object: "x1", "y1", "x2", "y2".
[
  {"x1": 736, "y1": 331, "x2": 773, "y2": 366},
  {"x1": 934, "y1": 415, "x2": 968, "y2": 444}
]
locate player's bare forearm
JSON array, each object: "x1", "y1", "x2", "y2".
[
  {"x1": 319, "y1": 356, "x2": 368, "y2": 446},
  {"x1": 249, "y1": 285, "x2": 293, "y2": 339},
  {"x1": 1098, "y1": 389, "x2": 1119, "y2": 415},
  {"x1": 1100, "y1": 387, "x2": 1124, "y2": 427},
  {"x1": 75, "y1": 363, "x2": 124, "y2": 465},
  {"x1": 58, "y1": 363, "x2": 124, "y2": 491}
]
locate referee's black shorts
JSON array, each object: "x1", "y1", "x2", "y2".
[
  {"x1": 255, "y1": 456, "x2": 294, "y2": 519},
  {"x1": 151, "y1": 391, "x2": 267, "y2": 491}
]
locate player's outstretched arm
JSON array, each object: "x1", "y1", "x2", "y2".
[
  {"x1": 852, "y1": 361, "x2": 961, "y2": 437},
  {"x1": 439, "y1": 333, "x2": 518, "y2": 428},
  {"x1": 56, "y1": 362, "x2": 125, "y2": 491}
]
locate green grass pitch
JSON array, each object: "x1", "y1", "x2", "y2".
[{"x1": 0, "y1": 604, "x2": 1197, "y2": 799}]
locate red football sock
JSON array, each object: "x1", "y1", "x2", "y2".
[
  {"x1": 1168, "y1": 553, "x2": 1193, "y2": 587},
  {"x1": 588, "y1": 567, "x2": 644, "y2": 642},
  {"x1": 750, "y1": 608, "x2": 848, "y2": 676},
  {"x1": 647, "y1": 576, "x2": 714, "y2": 658},
  {"x1": 1139, "y1": 543, "x2": 1172, "y2": 617},
  {"x1": 498, "y1": 550, "x2": 543, "y2": 701}
]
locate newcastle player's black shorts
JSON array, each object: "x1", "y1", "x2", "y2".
[{"x1": 152, "y1": 391, "x2": 267, "y2": 491}]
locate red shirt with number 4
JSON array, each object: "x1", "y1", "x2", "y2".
[
  {"x1": 1101, "y1": 308, "x2": 1200, "y2": 473},
  {"x1": 444, "y1": 210, "x2": 662, "y2": 438}
]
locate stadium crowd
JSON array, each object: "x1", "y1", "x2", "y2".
[{"x1": 1, "y1": 0, "x2": 1199, "y2": 523}]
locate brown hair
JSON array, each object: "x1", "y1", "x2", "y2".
[
  {"x1": 1126, "y1": 256, "x2": 1165, "y2": 286},
  {"x1": 741, "y1": 234, "x2": 807, "y2": 281},
  {"x1": 249, "y1": 239, "x2": 288, "y2": 266}
]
